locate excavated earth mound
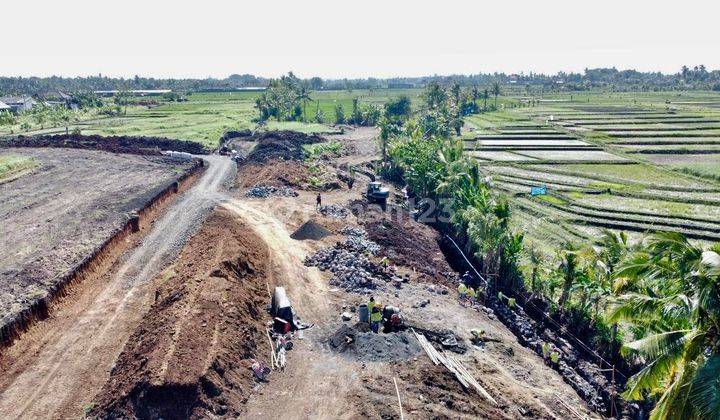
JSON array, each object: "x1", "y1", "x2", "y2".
[
  {"x1": 90, "y1": 208, "x2": 270, "y2": 419},
  {"x1": 353, "y1": 203, "x2": 454, "y2": 285},
  {"x1": 3, "y1": 134, "x2": 208, "y2": 155},
  {"x1": 235, "y1": 158, "x2": 312, "y2": 189},
  {"x1": 246, "y1": 130, "x2": 324, "y2": 162}
]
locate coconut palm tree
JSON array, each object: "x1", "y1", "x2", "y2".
[
  {"x1": 482, "y1": 89, "x2": 489, "y2": 111},
  {"x1": 491, "y1": 82, "x2": 501, "y2": 108},
  {"x1": 557, "y1": 242, "x2": 580, "y2": 307},
  {"x1": 297, "y1": 82, "x2": 313, "y2": 122},
  {"x1": 607, "y1": 233, "x2": 720, "y2": 419}
]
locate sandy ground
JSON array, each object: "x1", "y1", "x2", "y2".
[
  {"x1": 0, "y1": 147, "x2": 193, "y2": 333},
  {"x1": 0, "y1": 155, "x2": 234, "y2": 419}
]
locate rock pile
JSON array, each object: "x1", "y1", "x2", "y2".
[
  {"x1": 340, "y1": 226, "x2": 381, "y2": 255},
  {"x1": 318, "y1": 204, "x2": 349, "y2": 219},
  {"x1": 489, "y1": 296, "x2": 616, "y2": 414},
  {"x1": 245, "y1": 184, "x2": 298, "y2": 198},
  {"x1": 304, "y1": 246, "x2": 388, "y2": 291},
  {"x1": 304, "y1": 226, "x2": 391, "y2": 291}
]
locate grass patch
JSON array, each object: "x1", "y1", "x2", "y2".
[
  {"x1": 303, "y1": 141, "x2": 343, "y2": 161},
  {"x1": 0, "y1": 155, "x2": 37, "y2": 181}
]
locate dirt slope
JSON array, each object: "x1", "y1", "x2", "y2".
[
  {"x1": 91, "y1": 208, "x2": 270, "y2": 419},
  {"x1": 0, "y1": 155, "x2": 235, "y2": 419}
]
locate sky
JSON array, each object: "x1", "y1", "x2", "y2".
[{"x1": 4, "y1": 0, "x2": 719, "y2": 79}]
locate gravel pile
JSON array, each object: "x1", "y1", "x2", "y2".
[
  {"x1": 340, "y1": 226, "x2": 381, "y2": 255},
  {"x1": 304, "y1": 226, "x2": 389, "y2": 291},
  {"x1": 318, "y1": 204, "x2": 349, "y2": 219},
  {"x1": 328, "y1": 323, "x2": 422, "y2": 362},
  {"x1": 245, "y1": 184, "x2": 298, "y2": 198},
  {"x1": 305, "y1": 246, "x2": 388, "y2": 290}
]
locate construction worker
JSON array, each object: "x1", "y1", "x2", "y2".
[
  {"x1": 541, "y1": 342, "x2": 551, "y2": 360},
  {"x1": 550, "y1": 350, "x2": 560, "y2": 365},
  {"x1": 467, "y1": 286, "x2": 477, "y2": 304},
  {"x1": 457, "y1": 282, "x2": 468, "y2": 300},
  {"x1": 367, "y1": 296, "x2": 376, "y2": 320},
  {"x1": 370, "y1": 305, "x2": 382, "y2": 333}
]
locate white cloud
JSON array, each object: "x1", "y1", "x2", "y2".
[{"x1": 3, "y1": 0, "x2": 719, "y2": 78}]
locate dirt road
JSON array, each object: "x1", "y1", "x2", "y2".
[
  {"x1": 0, "y1": 155, "x2": 235, "y2": 419},
  {"x1": 222, "y1": 199, "x2": 362, "y2": 419}
]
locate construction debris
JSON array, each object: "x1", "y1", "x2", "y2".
[
  {"x1": 413, "y1": 329, "x2": 496, "y2": 404},
  {"x1": 318, "y1": 204, "x2": 349, "y2": 219},
  {"x1": 245, "y1": 184, "x2": 298, "y2": 198}
]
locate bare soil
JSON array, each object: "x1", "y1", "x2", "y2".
[
  {"x1": 0, "y1": 147, "x2": 196, "y2": 344},
  {"x1": 3, "y1": 133, "x2": 208, "y2": 155},
  {"x1": 90, "y1": 208, "x2": 271, "y2": 419},
  {"x1": 356, "y1": 204, "x2": 454, "y2": 285},
  {"x1": 236, "y1": 159, "x2": 313, "y2": 189},
  {"x1": 0, "y1": 155, "x2": 234, "y2": 419}
]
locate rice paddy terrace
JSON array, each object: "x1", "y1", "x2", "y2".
[{"x1": 463, "y1": 97, "x2": 720, "y2": 255}]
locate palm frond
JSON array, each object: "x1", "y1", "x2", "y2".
[
  {"x1": 688, "y1": 354, "x2": 720, "y2": 419},
  {"x1": 623, "y1": 329, "x2": 691, "y2": 360}
]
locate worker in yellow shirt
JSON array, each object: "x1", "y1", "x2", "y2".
[
  {"x1": 550, "y1": 351, "x2": 560, "y2": 365},
  {"x1": 467, "y1": 287, "x2": 477, "y2": 304},
  {"x1": 457, "y1": 283, "x2": 468, "y2": 300},
  {"x1": 370, "y1": 305, "x2": 382, "y2": 333}
]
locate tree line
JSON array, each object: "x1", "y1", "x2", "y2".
[{"x1": 3, "y1": 66, "x2": 720, "y2": 96}]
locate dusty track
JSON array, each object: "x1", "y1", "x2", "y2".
[
  {"x1": 221, "y1": 198, "x2": 361, "y2": 419},
  {"x1": 0, "y1": 156, "x2": 235, "y2": 419}
]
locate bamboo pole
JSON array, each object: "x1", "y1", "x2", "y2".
[
  {"x1": 266, "y1": 329, "x2": 276, "y2": 369},
  {"x1": 393, "y1": 377, "x2": 404, "y2": 420}
]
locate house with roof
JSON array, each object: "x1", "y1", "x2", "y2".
[
  {"x1": 0, "y1": 96, "x2": 37, "y2": 113},
  {"x1": 0, "y1": 101, "x2": 11, "y2": 112}
]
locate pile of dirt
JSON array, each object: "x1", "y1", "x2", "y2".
[
  {"x1": 236, "y1": 159, "x2": 312, "y2": 189},
  {"x1": 90, "y1": 208, "x2": 271, "y2": 419},
  {"x1": 355, "y1": 203, "x2": 454, "y2": 285},
  {"x1": 246, "y1": 130, "x2": 323, "y2": 162},
  {"x1": 3, "y1": 134, "x2": 208, "y2": 155},
  {"x1": 290, "y1": 220, "x2": 331, "y2": 240},
  {"x1": 220, "y1": 129, "x2": 253, "y2": 143},
  {"x1": 328, "y1": 323, "x2": 421, "y2": 362}
]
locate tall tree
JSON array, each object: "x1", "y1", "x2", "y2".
[
  {"x1": 296, "y1": 82, "x2": 313, "y2": 122},
  {"x1": 557, "y1": 242, "x2": 579, "y2": 307},
  {"x1": 491, "y1": 82, "x2": 501, "y2": 108}
]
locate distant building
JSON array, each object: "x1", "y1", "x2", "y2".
[
  {"x1": 93, "y1": 89, "x2": 172, "y2": 97},
  {"x1": 0, "y1": 101, "x2": 11, "y2": 112},
  {"x1": 41, "y1": 91, "x2": 79, "y2": 110},
  {"x1": 0, "y1": 96, "x2": 37, "y2": 113}
]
